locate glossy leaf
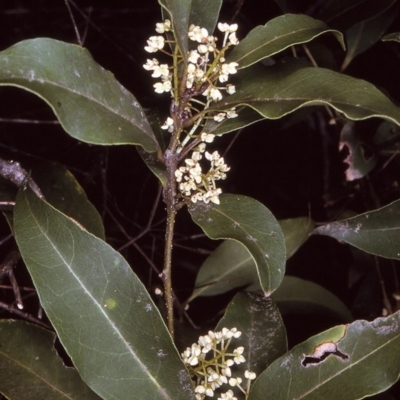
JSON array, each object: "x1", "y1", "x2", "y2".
[
  {"x1": 249, "y1": 311, "x2": 400, "y2": 399},
  {"x1": 341, "y1": 5, "x2": 398, "y2": 71},
  {"x1": 189, "y1": 0, "x2": 222, "y2": 35},
  {"x1": 188, "y1": 217, "x2": 311, "y2": 301},
  {"x1": 227, "y1": 14, "x2": 345, "y2": 69},
  {"x1": 0, "y1": 38, "x2": 158, "y2": 152},
  {"x1": 32, "y1": 162, "x2": 105, "y2": 240},
  {"x1": 14, "y1": 189, "x2": 194, "y2": 400},
  {"x1": 317, "y1": 0, "x2": 397, "y2": 31},
  {"x1": 215, "y1": 292, "x2": 287, "y2": 378},
  {"x1": 159, "y1": 0, "x2": 191, "y2": 62},
  {"x1": 188, "y1": 194, "x2": 286, "y2": 295},
  {"x1": 272, "y1": 276, "x2": 353, "y2": 322},
  {"x1": 314, "y1": 199, "x2": 400, "y2": 260},
  {"x1": 0, "y1": 320, "x2": 101, "y2": 400},
  {"x1": 211, "y1": 61, "x2": 400, "y2": 126},
  {"x1": 382, "y1": 32, "x2": 400, "y2": 42}
]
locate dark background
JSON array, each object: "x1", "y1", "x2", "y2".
[{"x1": 1, "y1": 1, "x2": 400, "y2": 398}]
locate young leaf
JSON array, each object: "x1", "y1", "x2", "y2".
[
  {"x1": 215, "y1": 292, "x2": 287, "y2": 378},
  {"x1": 212, "y1": 61, "x2": 400, "y2": 126},
  {"x1": 249, "y1": 311, "x2": 400, "y2": 399},
  {"x1": 188, "y1": 194, "x2": 286, "y2": 295},
  {"x1": 159, "y1": 0, "x2": 191, "y2": 62},
  {"x1": 313, "y1": 199, "x2": 400, "y2": 260},
  {"x1": 14, "y1": 189, "x2": 194, "y2": 400},
  {"x1": 189, "y1": 0, "x2": 222, "y2": 35},
  {"x1": 271, "y1": 276, "x2": 353, "y2": 322},
  {"x1": 0, "y1": 320, "x2": 101, "y2": 400},
  {"x1": 188, "y1": 217, "x2": 312, "y2": 301},
  {"x1": 227, "y1": 14, "x2": 345, "y2": 69},
  {"x1": 0, "y1": 38, "x2": 158, "y2": 152}
]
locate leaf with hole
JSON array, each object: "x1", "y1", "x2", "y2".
[{"x1": 249, "y1": 311, "x2": 400, "y2": 399}]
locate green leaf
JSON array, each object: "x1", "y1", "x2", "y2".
[
  {"x1": 316, "y1": 0, "x2": 397, "y2": 31},
  {"x1": 189, "y1": 0, "x2": 222, "y2": 35},
  {"x1": 212, "y1": 61, "x2": 400, "y2": 126},
  {"x1": 14, "y1": 189, "x2": 194, "y2": 400},
  {"x1": 227, "y1": 14, "x2": 345, "y2": 70},
  {"x1": 188, "y1": 217, "x2": 311, "y2": 301},
  {"x1": 188, "y1": 194, "x2": 286, "y2": 295},
  {"x1": 159, "y1": 0, "x2": 191, "y2": 62},
  {"x1": 0, "y1": 320, "x2": 101, "y2": 400},
  {"x1": 341, "y1": 5, "x2": 398, "y2": 71},
  {"x1": 313, "y1": 199, "x2": 400, "y2": 260},
  {"x1": 0, "y1": 38, "x2": 158, "y2": 152},
  {"x1": 382, "y1": 32, "x2": 400, "y2": 42},
  {"x1": 215, "y1": 292, "x2": 287, "y2": 378},
  {"x1": 32, "y1": 162, "x2": 105, "y2": 240},
  {"x1": 272, "y1": 276, "x2": 353, "y2": 322},
  {"x1": 249, "y1": 311, "x2": 400, "y2": 399}
]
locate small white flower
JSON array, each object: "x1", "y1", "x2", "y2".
[
  {"x1": 143, "y1": 58, "x2": 159, "y2": 71},
  {"x1": 189, "y1": 25, "x2": 209, "y2": 43},
  {"x1": 188, "y1": 50, "x2": 201, "y2": 64},
  {"x1": 244, "y1": 370, "x2": 257, "y2": 380},
  {"x1": 218, "y1": 23, "x2": 238, "y2": 33},
  {"x1": 218, "y1": 390, "x2": 237, "y2": 400},
  {"x1": 198, "y1": 44, "x2": 209, "y2": 54},
  {"x1": 221, "y1": 62, "x2": 238, "y2": 75},
  {"x1": 226, "y1": 84, "x2": 236, "y2": 94},
  {"x1": 210, "y1": 87, "x2": 223, "y2": 101},
  {"x1": 151, "y1": 64, "x2": 169, "y2": 78},
  {"x1": 228, "y1": 32, "x2": 239, "y2": 46},
  {"x1": 201, "y1": 132, "x2": 215, "y2": 143},
  {"x1": 213, "y1": 113, "x2": 226, "y2": 122},
  {"x1": 155, "y1": 19, "x2": 171, "y2": 34},
  {"x1": 144, "y1": 36, "x2": 165, "y2": 53},
  {"x1": 233, "y1": 347, "x2": 245, "y2": 364},
  {"x1": 161, "y1": 116, "x2": 174, "y2": 131},
  {"x1": 153, "y1": 80, "x2": 172, "y2": 93},
  {"x1": 227, "y1": 108, "x2": 238, "y2": 119}
]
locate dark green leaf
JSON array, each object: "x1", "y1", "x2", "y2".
[
  {"x1": 212, "y1": 61, "x2": 400, "y2": 126},
  {"x1": 188, "y1": 194, "x2": 286, "y2": 295},
  {"x1": 188, "y1": 217, "x2": 311, "y2": 301},
  {"x1": 32, "y1": 162, "x2": 105, "y2": 240},
  {"x1": 316, "y1": 0, "x2": 397, "y2": 31},
  {"x1": 159, "y1": 0, "x2": 191, "y2": 62},
  {"x1": 272, "y1": 276, "x2": 353, "y2": 321},
  {"x1": 341, "y1": 5, "x2": 398, "y2": 71},
  {"x1": 249, "y1": 311, "x2": 400, "y2": 399},
  {"x1": 0, "y1": 38, "x2": 158, "y2": 152},
  {"x1": 215, "y1": 292, "x2": 287, "y2": 379},
  {"x1": 0, "y1": 320, "x2": 101, "y2": 400},
  {"x1": 137, "y1": 147, "x2": 168, "y2": 185},
  {"x1": 14, "y1": 189, "x2": 194, "y2": 400},
  {"x1": 382, "y1": 32, "x2": 400, "y2": 42},
  {"x1": 313, "y1": 199, "x2": 400, "y2": 260},
  {"x1": 189, "y1": 0, "x2": 222, "y2": 35},
  {"x1": 227, "y1": 14, "x2": 344, "y2": 69}
]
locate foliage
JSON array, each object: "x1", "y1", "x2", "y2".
[{"x1": 1, "y1": 1, "x2": 400, "y2": 399}]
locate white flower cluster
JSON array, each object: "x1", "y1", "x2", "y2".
[
  {"x1": 181, "y1": 328, "x2": 256, "y2": 400},
  {"x1": 174, "y1": 134, "x2": 230, "y2": 205}
]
